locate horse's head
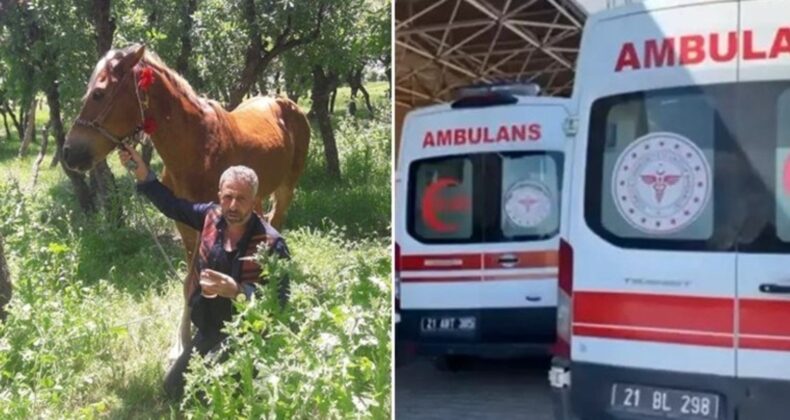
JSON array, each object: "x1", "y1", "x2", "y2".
[{"x1": 64, "y1": 44, "x2": 147, "y2": 172}]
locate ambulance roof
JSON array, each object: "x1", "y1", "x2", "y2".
[
  {"x1": 589, "y1": 0, "x2": 727, "y2": 23},
  {"x1": 404, "y1": 95, "x2": 571, "y2": 120}
]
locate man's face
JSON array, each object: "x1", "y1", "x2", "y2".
[{"x1": 218, "y1": 178, "x2": 255, "y2": 227}]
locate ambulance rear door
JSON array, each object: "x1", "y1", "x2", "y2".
[
  {"x1": 733, "y1": 3, "x2": 790, "y2": 417},
  {"x1": 568, "y1": 3, "x2": 740, "y2": 415},
  {"x1": 477, "y1": 101, "x2": 567, "y2": 346},
  {"x1": 397, "y1": 107, "x2": 484, "y2": 344}
]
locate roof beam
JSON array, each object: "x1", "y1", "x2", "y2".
[
  {"x1": 396, "y1": 39, "x2": 491, "y2": 82},
  {"x1": 464, "y1": 0, "x2": 574, "y2": 69},
  {"x1": 397, "y1": 19, "x2": 491, "y2": 37},
  {"x1": 396, "y1": 0, "x2": 449, "y2": 30}
]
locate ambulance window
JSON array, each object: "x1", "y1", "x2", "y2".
[
  {"x1": 775, "y1": 90, "x2": 790, "y2": 242},
  {"x1": 589, "y1": 89, "x2": 718, "y2": 247},
  {"x1": 409, "y1": 157, "x2": 476, "y2": 242},
  {"x1": 499, "y1": 153, "x2": 562, "y2": 239}
]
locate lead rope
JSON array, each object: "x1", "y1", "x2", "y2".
[
  {"x1": 119, "y1": 67, "x2": 183, "y2": 281},
  {"x1": 121, "y1": 144, "x2": 202, "y2": 287}
]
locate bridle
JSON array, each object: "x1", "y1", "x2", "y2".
[{"x1": 73, "y1": 65, "x2": 149, "y2": 149}]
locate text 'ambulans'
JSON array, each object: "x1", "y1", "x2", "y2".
[{"x1": 422, "y1": 124, "x2": 542, "y2": 148}]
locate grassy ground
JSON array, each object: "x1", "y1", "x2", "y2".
[{"x1": 0, "y1": 82, "x2": 391, "y2": 418}]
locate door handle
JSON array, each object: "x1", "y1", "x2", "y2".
[
  {"x1": 759, "y1": 283, "x2": 790, "y2": 294},
  {"x1": 497, "y1": 254, "x2": 518, "y2": 268}
]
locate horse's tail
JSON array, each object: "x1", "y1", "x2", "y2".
[{"x1": 276, "y1": 96, "x2": 310, "y2": 188}]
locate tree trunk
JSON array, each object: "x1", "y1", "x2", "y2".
[
  {"x1": 50, "y1": 144, "x2": 61, "y2": 168},
  {"x1": 359, "y1": 84, "x2": 374, "y2": 113},
  {"x1": 228, "y1": 0, "x2": 326, "y2": 109},
  {"x1": 381, "y1": 55, "x2": 391, "y2": 98},
  {"x1": 18, "y1": 102, "x2": 27, "y2": 141},
  {"x1": 286, "y1": 79, "x2": 300, "y2": 103},
  {"x1": 5, "y1": 102, "x2": 22, "y2": 141},
  {"x1": 90, "y1": 0, "x2": 122, "y2": 226},
  {"x1": 18, "y1": 98, "x2": 36, "y2": 156},
  {"x1": 92, "y1": 0, "x2": 115, "y2": 57},
  {"x1": 175, "y1": 0, "x2": 197, "y2": 76},
  {"x1": 90, "y1": 161, "x2": 123, "y2": 226},
  {"x1": 329, "y1": 88, "x2": 337, "y2": 114},
  {"x1": 0, "y1": 232, "x2": 10, "y2": 321},
  {"x1": 274, "y1": 70, "x2": 282, "y2": 94},
  {"x1": 47, "y1": 80, "x2": 95, "y2": 213},
  {"x1": 0, "y1": 106, "x2": 10, "y2": 141},
  {"x1": 311, "y1": 66, "x2": 340, "y2": 180},
  {"x1": 31, "y1": 121, "x2": 49, "y2": 188},
  {"x1": 347, "y1": 66, "x2": 373, "y2": 114},
  {"x1": 257, "y1": 78, "x2": 267, "y2": 96}
]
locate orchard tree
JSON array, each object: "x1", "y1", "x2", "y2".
[
  {"x1": 285, "y1": 0, "x2": 390, "y2": 179},
  {"x1": 191, "y1": 0, "x2": 328, "y2": 109},
  {"x1": 1, "y1": 0, "x2": 97, "y2": 212}
]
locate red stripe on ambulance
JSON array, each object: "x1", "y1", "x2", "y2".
[
  {"x1": 740, "y1": 299, "x2": 790, "y2": 338},
  {"x1": 573, "y1": 325, "x2": 734, "y2": 348},
  {"x1": 400, "y1": 253, "x2": 482, "y2": 271},
  {"x1": 401, "y1": 272, "x2": 555, "y2": 283},
  {"x1": 573, "y1": 292, "x2": 790, "y2": 351},
  {"x1": 401, "y1": 251, "x2": 558, "y2": 271},
  {"x1": 574, "y1": 291, "x2": 733, "y2": 334},
  {"x1": 483, "y1": 251, "x2": 558, "y2": 269}
]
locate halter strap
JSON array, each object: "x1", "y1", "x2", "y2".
[{"x1": 72, "y1": 64, "x2": 148, "y2": 148}]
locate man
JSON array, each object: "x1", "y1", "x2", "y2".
[{"x1": 118, "y1": 146, "x2": 290, "y2": 400}]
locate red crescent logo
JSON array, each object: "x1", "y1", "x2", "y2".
[{"x1": 421, "y1": 178, "x2": 468, "y2": 233}]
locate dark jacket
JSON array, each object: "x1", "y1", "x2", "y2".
[{"x1": 136, "y1": 174, "x2": 289, "y2": 335}]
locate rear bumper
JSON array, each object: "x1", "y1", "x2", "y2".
[
  {"x1": 398, "y1": 307, "x2": 556, "y2": 358},
  {"x1": 549, "y1": 359, "x2": 790, "y2": 420}
]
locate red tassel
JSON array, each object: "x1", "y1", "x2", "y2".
[
  {"x1": 137, "y1": 67, "x2": 155, "y2": 91},
  {"x1": 142, "y1": 116, "x2": 157, "y2": 134}
]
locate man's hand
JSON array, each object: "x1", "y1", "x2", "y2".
[
  {"x1": 118, "y1": 145, "x2": 150, "y2": 182},
  {"x1": 199, "y1": 269, "x2": 240, "y2": 299}
]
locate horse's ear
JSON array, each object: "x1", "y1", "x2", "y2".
[{"x1": 129, "y1": 44, "x2": 146, "y2": 67}]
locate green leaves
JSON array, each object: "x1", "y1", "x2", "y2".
[{"x1": 182, "y1": 226, "x2": 391, "y2": 419}]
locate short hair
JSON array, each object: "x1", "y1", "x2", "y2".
[{"x1": 219, "y1": 165, "x2": 258, "y2": 196}]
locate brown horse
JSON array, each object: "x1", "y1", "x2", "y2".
[{"x1": 63, "y1": 44, "x2": 310, "y2": 356}]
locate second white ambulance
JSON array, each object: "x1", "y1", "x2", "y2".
[
  {"x1": 551, "y1": 1, "x2": 790, "y2": 419},
  {"x1": 396, "y1": 84, "x2": 572, "y2": 364}
]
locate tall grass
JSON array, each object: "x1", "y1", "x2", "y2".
[{"x1": 0, "y1": 85, "x2": 391, "y2": 418}]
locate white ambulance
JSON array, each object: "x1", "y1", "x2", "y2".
[
  {"x1": 395, "y1": 84, "x2": 572, "y2": 365},
  {"x1": 550, "y1": 1, "x2": 790, "y2": 419}
]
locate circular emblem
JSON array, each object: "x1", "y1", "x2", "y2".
[
  {"x1": 504, "y1": 180, "x2": 553, "y2": 228},
  {"x1": 612, "y1": 132, "x2": 711, "y2": 234}
]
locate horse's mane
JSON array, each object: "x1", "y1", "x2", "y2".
[{"x1": 141, "y1": 51, "x2": 207, "y2": 111}]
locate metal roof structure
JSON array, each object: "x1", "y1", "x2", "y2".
[
  {"x1": 394, "y1": 0, "x2": 588, "y2": 152},
  {"x1": 395, "y1": 0, "x2": 587, "y2": 109}
]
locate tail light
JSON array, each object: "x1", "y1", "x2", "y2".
[{"x1": 552, "y1": 238, "x2": 573, "y2": 359}]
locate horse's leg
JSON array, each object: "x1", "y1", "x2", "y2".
[
  {"x1": 168, "y1": 222, "x2": 199, "y2": 363},
  {"x1": 266, "y1": 98, "x2": 310, "y2": 230},
  {"x1": 266, "y1": 184, "x2": 294, "y2": 230}
]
